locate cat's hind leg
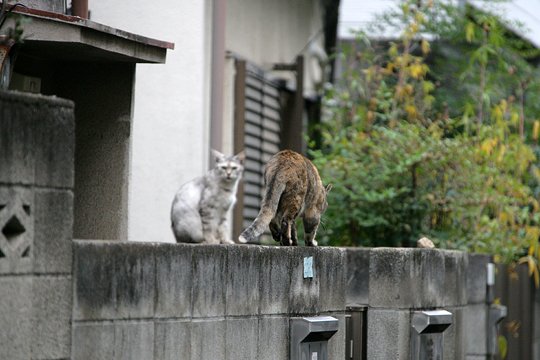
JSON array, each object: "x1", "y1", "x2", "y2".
[{"x1": 269, "y1": 219, "x2": 282, "y2": 243}]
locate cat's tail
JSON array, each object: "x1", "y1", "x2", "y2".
[{"x1": 238, "y1": 180, "x2": 285, "y2": 243}]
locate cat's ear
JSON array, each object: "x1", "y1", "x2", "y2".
[
  {"x1": 234, "y1": 150, "x2": 245, "y2": 165},
  {"x1": 325, "y1": 184, "x2": 333, "y2": 193},
  {"x1": 211, "y1": 149, "x2": 225, "y2": 163}
]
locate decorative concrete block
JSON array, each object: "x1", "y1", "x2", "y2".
[
  {"x1": 225, "y1": 318, "x2": 258, "y2": 360},
  {"x1": 467, "y1": 253, "x2": 490, "y2": 304},
  {"x1": 191, "y1": 320, "x2": 226, "y2": 360},
  {"x1": 289, "y1": 247, "x2": 320, "y2": 315},
  {"x1": 345, "y1": 248, "x2": 370, "y2": 306},
  {"x1": 259, "y1": 246, "x2": 292, "y2": 315},
  {"x1": 31, "y1": 275, "x2": 72, "y2": 359},
  {"x1": 73, "y1": 241, "x2": 156, "y2": 320},
  {"x1": 114, "y1": 321, "x2": 155, "y2": 360},
  {"x1": 369, "y1": 248, "x2": 467, "y2": 308},
  {"x1": 226, "y1": 245, "x2": 261, "y2": 316},
  {"x1": 464, "y1": 303, "x2": 488, "y2": 356},
  {"x1": 257, "y1": 317, "x2": 289, "y2": 360},
  {"x1": 0, "y1": 186, "x2": 33, "y2": 274},
  {"x1": 367, "y1": 309, "x2": 411, "y2": 360},
  {"x1": 33, "y1": 189, "x2": 73, "y2": 274},
  {"x1": 192, "y1": 245, "x2": 227, "y2": 318},
  {"x1": 72, "y1": 322, "x2": 115, "y2": 360},
  {"x1": 0, "y1": 276, "x2": 32, "y2": 360},
  {"x1": 154, "y1": 244, "x2": 193, "y2": 318},
  {"x1": 154, "y1": 320, "x2": 191, "y2": 360},
  {"x1": 318, "y1": 247, "x2": 346, "y2": 312}
]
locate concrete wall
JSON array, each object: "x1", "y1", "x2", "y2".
[
  {"x1": 0, "y1": 91, "x2": 74, "y2": 360},
  {"x1": 70, "y1": 241, "x2": 495, "y2": 360},
  {"x1": 72, "y1": 241, "x2": 347, "y2": 360}
]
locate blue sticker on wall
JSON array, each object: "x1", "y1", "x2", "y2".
[{"x1": 304, "y1": 256, "x2": 313, "y2": 278}]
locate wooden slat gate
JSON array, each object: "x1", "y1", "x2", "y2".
[{"x1": 233, "y1": 59, "x2": 284, "y2": 241}]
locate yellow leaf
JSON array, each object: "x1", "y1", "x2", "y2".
[
  {"x1": 389, "y1": 43, "x2": 398, "y2": 58},
  {"x1": 497, "y1": 145, "x2": 506, "y2": 163},
  {"x1": 481, "y1": 138, "x2": 497, "y2": 155},
  {"x1": 533, "y1": 120, "x2": 540, "y2": 141},
  {"x1": 498, "y1": 335, "x2": 508, "y2": 359},
  {"x1": 421, "y1": 39, "x2": 430, "y2": 55},
  {"x1": 466, "y1": 22, "x2": 475, "y2": 42},
  {"x1": 534, "y1": 267, "x2": 540, "y2": 288},
  {"x1": 409, "y1": 63, "x2": 424, "y2": 79},
  {"x1": 405, "y1": 104, "x2": 417, "y2": 118},
  {"x1": 510, "y1": 112, "x2": 519, "y2": 126},
  {"x1": 529, "y1": 257, "x2": 535, "y2": 277},
  {"x1": 498, "y1": 211, "x2": 509, "y2": 225}
]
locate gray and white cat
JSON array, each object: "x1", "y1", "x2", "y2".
[{"x1": 171, "y1": 149, "x2": 245, "y2": 244}]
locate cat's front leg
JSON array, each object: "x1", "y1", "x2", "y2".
[
  {"x1": 217, "y1": 218, "x2": 235, "y2": 244},
  {"x1": 303, "y1": 216, "x2": 320, "y2": 247}
]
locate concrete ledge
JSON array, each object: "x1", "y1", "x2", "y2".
[
  {"x1": 73, "y1": 241, "x2": 348, "y2": 320},
  {"x1": 368, "y1": 248, "x2": 467, "y2": 308}
]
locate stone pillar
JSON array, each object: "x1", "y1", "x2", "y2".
[{"x1": 0, "y1": 90, "x2": 74, "y2": 359}]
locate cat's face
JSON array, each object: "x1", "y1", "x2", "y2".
[{"x1": 212, "y1": 149, "x2": 245, "y2": 182}]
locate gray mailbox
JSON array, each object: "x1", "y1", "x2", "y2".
[
  {"x1": 290, "y1": 316, "x2": 339, "y2": 360},
  {"x1": 411, "y1": 310, "x2": 453, "y2": 360}
]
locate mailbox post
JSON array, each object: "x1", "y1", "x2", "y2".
[
  {"x1": 290, "y1": 316, "x2": 339, "y2": 360},
  {"x1": 410, "y1": 310, "x2": 453, "y2": 360}
]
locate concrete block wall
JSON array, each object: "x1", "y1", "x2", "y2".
[
  {"x1": 72, "y1": 241, "x2": 347, "y2": 360},
  {"x1": 465, "y1": 254, "x2": 491, "y2": 360},
  {"x1": 345, "y1": 248, "x2": 491, "y2": 360},
  {"x1": 0, "y1": 91, "x2": 74, "y2": 359}
]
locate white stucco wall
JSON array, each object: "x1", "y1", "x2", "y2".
[
  {"x1": 89, "y1": 1, "x2": 209, "y2": 242},
  {"x1": 225, "y1": 0, "x2": 325, "y2": 95}
]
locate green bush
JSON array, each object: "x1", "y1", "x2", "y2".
[{"x1": 312, "y1": 0, "x2": 540, "y2": 277}]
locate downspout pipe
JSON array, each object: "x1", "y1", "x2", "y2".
[
  {"x1": 72, "y1": 0, "x2": 89, "y2": 19},
  {"x1": 210, "y1": 0, "x2": 226, "y2": 153}
]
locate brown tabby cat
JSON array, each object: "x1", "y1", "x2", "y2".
[{"x1": 238, "y1": 150, "x2": 331, "y2": 246}]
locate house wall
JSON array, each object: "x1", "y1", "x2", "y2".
[
  {"x1": 89, "y1": 0, "x2": 209, "y2": 243},
  {"x1": 222, "y1": 0, "x2": 326, "y2": 157}
]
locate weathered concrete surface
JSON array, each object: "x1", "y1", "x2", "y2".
[
  {"x1": 0, "y1": 90, "x2": 75, "y2": 188},
  {"x1": 345, "y1": 248, "x2": 370, "y2": 306},
  {"x1": 71, "y1": 241, "x2": 488, "y2": 360},
  {"x1": 368, "y1": 247, "x2": 467, "y2": 308},
  {"x1": 0, "y1": 91, "x2": 74, "y2": 360}
]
